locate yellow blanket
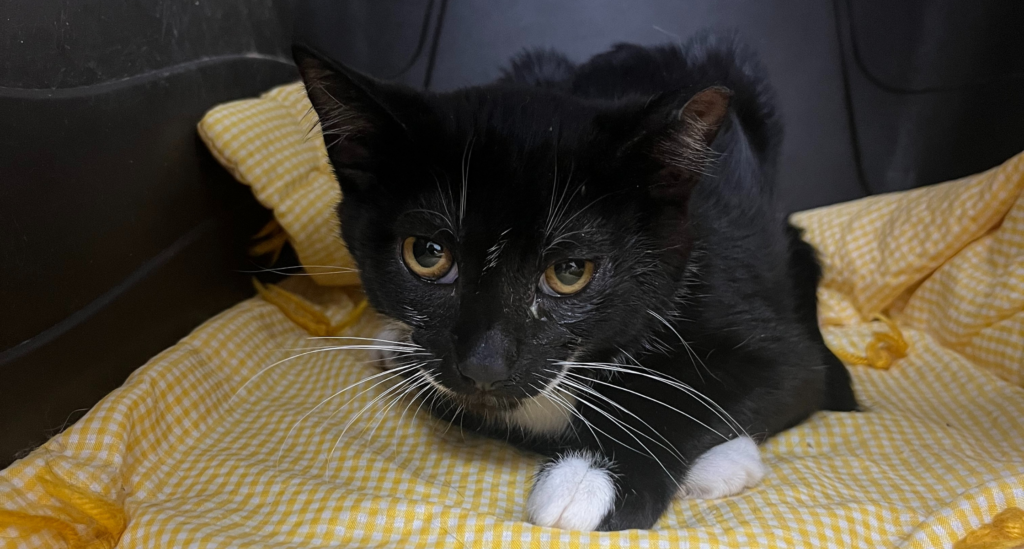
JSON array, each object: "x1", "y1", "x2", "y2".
[{"x1": 1, "y1": 83, "x2": 1022, "y2": 549}]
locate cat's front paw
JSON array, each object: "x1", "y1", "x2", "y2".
[
  {"x1": 681, "y1": 435, "x2": 764, "y2": 499},
  {"x1": 526, "y1": 450, "x2": 616, "y2": 531}
]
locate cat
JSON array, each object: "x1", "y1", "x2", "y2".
[{"x1": 293, "y1": 34, "x2": 857, "y2": 531}]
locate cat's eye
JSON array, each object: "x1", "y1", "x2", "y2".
[
  {"x1": 402, "y1": 236, "x2": 457, "y2": 283},
  {"x1": 541, "y1": 259, "x2": 594, "y2": 296}
]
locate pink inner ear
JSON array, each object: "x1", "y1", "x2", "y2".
[{"x1": 680, "y1": 86, "x2": 733, "y2": 142}]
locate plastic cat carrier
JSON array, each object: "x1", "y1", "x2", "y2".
[{"x1": 2, "y1": 1, "x2": 1022, "y2": 547}]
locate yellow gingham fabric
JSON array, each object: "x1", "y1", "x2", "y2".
[
  {"x1": 197, "y1": 83, "x2": 359, "y2": 287},
  {"x1": 2, "y1": 82, "x2": 1023, "y2": 548}
]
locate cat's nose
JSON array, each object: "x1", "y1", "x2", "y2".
[
  {"x1": 456, "y1": 329, "x2": 513, "y2": 390},
  {"x1": 459, "y1": 362, "x2": 508, "y2": 390}
]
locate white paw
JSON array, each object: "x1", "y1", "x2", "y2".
[
  {"x1": 526, "y1": 451, "x2": 616, "y2": 531},
  {"x1": 681, "y1": 436, "x2": 764, "y2": 499}
]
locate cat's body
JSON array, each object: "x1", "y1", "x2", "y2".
[{"x1": 295, "y1": 36, "x2": 856, "y2": 531}]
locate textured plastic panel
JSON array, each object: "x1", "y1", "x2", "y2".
[{"x1": 294, "y1": 0, "x2": 866, "y2": 213}]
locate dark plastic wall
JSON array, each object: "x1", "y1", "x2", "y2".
[
  {"x1": 295, "y1": 0, "x2": 867, "y2": 213},
  {"x1": 0, "y1": 0, "x2": 297, "y2": 464},
  {"x1": 839, "y1": 0, "x2": 1024, "y2": 193}
]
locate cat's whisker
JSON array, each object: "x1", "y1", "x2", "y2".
[
  {"x1": 440, "y1": 404, "x2": 458, "y2": 438},
  {"x1": 280, "y1": 347, "x2": 432, "y2": 359},
  {"x1": 391, "y1": 376, "x2": 436, "y2": 457},
  {"x1": 645, "y1": 335, "x2": 673, "y2": 355},
  {"x1": 240, "y1": 265, "x2": 358, "y2": 276},
  {"x1": 418, "y1": 384, "x2": 447, "y2": 437},
  {"x1": 458, "y1": 402, "x2": 468, "y2": 441},
  {"x1": 550, "y1": 192, "x2": 607, "y2": 243},
  {"x1": 326, "y1": 371, "x2": 424, "y2": 478},
  {"x1": 545, "y1": 227, "x2": 615, "y2": 250},
  {"x1": 543, "y1": 156, "x2": 575, "y2": 239},
  {"x1": 546, "y1": 386, "x2": 605, "y2": 454},
  {"x1": 276, "y1": 363, "x2": 420, "y2": 469},
  {"x1": 514, "y1": 385, "x2": 537, "y2": 436},
  {"x1": 561, "y1": 369, "x2": 728, "y2": 442},
  {"x1": 459, "y1": 137, "x2": 475, "y2": 223},
  {"x1": 410, "y1": 382, "x2": 439, "y2": 429},
  {"x1": 549, "y1": 385, "x2": 654, "y2": 459},
  {"x1": 646, "y1": 309, "x2": 717, "y2": 383},
  {"x1": 366, "y1": 371, "x2": 429, "y2": 445},
  {"x1": 593, "y1": 360, "x2": 741, "y2": 437},
  {"x1": 548, "y1": 370, "x2": 684, "y2": 491},
  {"x1": 556, "y1": 360, "x2": 744, "y2": 438},
  {"x1": 326, "y1": 375, "x2": 419, "y2": 471},
  {"x1": 679, "y1": 336, "x2": 720, "y2": 382},
  {"x1": 544, "y1": 157, "x2": 560, "y2": 238},
  {"x1": 398, "y1": 376, "x2": 436, "y2": 427},
  {"x1": 404, "y1": 208, "x2": 457, "y2": 236},
  {"x1": 554, "y1": 387, "x2": 649, "y2": 458},
  {"x1": 612, "y1": 356, "x2": 746, "y2": 438},
  {"x1": 430, "y1": 173, "x2": 457, "y2": 234},
  {"x1": 317, "y1": 362, "x2": 425, "y2": 433},
  {"x1": 553, "y1": 372, "x2": 687, "y2": 463},
  {"x1": 432, "y1": 392, "x2": 457, "y2": 435},
  {"x1": 529, "y1": 381, "x2": 578, "y2": 439},
  {"x1": 555, "y1": 377, "x2": 683, "y2": 489},
  {"x1": 355, "y1": 354, "x2": 432, "y2": 367},
  {"x1": 305, "y1": 336, "x2": 423, "y2": 349},
  {"x1": 297, "y1": 346, "x2": 423, "y2": 355},
  {"x1": 231, "y1": 344, "x2": 419, "y2": 404}
]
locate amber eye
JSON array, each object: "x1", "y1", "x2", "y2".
[
  {"x1": 402, "y1": 236, "x2": 456, "y2": 282},
  {"x1": 541, "y1": 259, "x2": 595, "y2": 296}
]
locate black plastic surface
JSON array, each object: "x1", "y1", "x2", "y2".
[
  {"x1": 838, "y1": 0, "x2": 1024, "y2": 193},
  {"x1": 295, "y1": 0, "x2": 867, "y2": 213},
  {"x1": 848, "y1": 0, "x2": 1024, "y2": 93},
  {"x1": 0, "y1": 0, "x2": 294, "y2": 89},
  {"x1": 1, "y1": 0, "x2": 297, "y2": 464},
  {"x1": 1, "y1": 59, "x2": 295, "y2": 354}
]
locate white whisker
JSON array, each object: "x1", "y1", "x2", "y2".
[
  {"x1": 646, "y1": 309, "x2": 718, "y2": 383},
  {"x1": 276, "y1": 363, "x2": 420, "y2": 468},
  {"x1": 326, "y1": 371, "x2": 423, "y2": 478},
  {"x1": 557, "y1": 360, "x2": 744, "y2": 438},
  {"x1": 231, "y1": 344, "x2": 416, "y2": 403},
  {"x1": 529, "y1": 381, "x2": 578, "y2": 439},
  {"x1": 553, "y1": 372, "x2": 687, "y2": 462},
  {"x1": 305, "y1": 336, "x2": 422, "y2": 348},
  {"x1": 615, "y1": 355, "x2": 744, "y2": 437},
  {"x1": 459, "y1": 137, "x2": 475, "y2": 223},
  {"x1": 365, "y1": 371, "x2": 429, "y2": 443},
  {"x1": 562, "y1": 370, "x2": 728, "y2": 441},
  {"x1": 556, "y1": 377, "x2": 682, "y2": 489}
]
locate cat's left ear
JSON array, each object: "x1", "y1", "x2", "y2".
[
  {"x1": 293, "y1": 45, "x2": 422, "y2": 194},
  {"x1": 644, "y1": 86, "x2": 733, "y2": 203}
]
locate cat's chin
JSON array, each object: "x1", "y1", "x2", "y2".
[{"x1": 452, "y1": 392, "x2": 525, "y2": 416}]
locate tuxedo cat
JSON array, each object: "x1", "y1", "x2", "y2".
[{"x1": 294, "y1": 35, "x2": 856, "y2": 531}]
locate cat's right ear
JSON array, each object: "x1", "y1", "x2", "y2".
[
  {"x1": 293, "y1": 45, "x2": 415, "y2": 193},
  {"x1": 646, "y1": 86, "x2": 732, "y2": 204}
]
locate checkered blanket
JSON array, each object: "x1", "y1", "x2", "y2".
[{"x1": 1, "y1": 83, "x2": 1021, "y2": 548}]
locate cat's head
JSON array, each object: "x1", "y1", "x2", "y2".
[{"x1": 295, "y1": 47, "x2": 730, "y2": 417}]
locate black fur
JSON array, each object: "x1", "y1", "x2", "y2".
[{"x1": 294, "y1": 34, "x2": 856, "y2": 531}]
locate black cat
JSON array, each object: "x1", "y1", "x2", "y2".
[{"x1": 294, "y1": 34, "x2": 856, "y2": 531}]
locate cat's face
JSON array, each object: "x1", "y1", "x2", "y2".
[{"x1": 296, "y1": 48, "x2": 729, "y2": 415}]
